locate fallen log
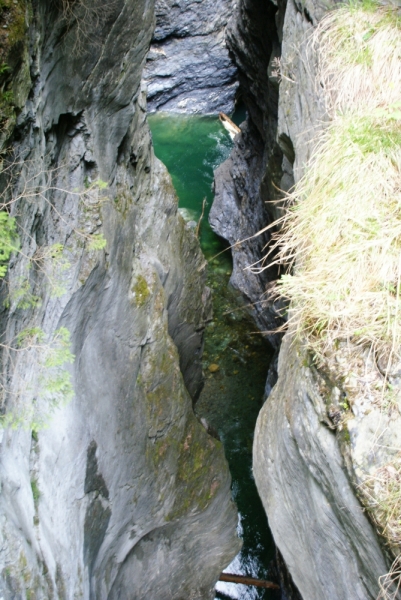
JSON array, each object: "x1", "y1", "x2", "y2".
[
  {"x1": 218, "y1": 112, "x2": 241, "y2": 140},
  {"x1": 218, "y1": 572, "x2": 280, "y2": 590}
]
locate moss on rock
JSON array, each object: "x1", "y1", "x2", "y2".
[
  {"x1": 131, "y1": 274, "x2": 150, "y2": 307},
  {"x1": 0, "y1": 0, "x2": 31, "y2": 146}
]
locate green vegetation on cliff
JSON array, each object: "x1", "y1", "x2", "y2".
[
  {"x1": 0, "y1": 0, "x2": 31, "y2": 138},
  {"x1": 277, "y1": 2, "x2": 401, "y2": 361},
  {"x1": 0, "y1": 172, "x2": 108, "y2": 431},
  {"x1": 267, "y1": 2, "x2": 401, "y2": 595}
]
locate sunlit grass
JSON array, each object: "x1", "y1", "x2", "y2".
[
  {"x1": 266, "y1": 1, "x2": 401, "y2": 582},
  {"x1": 278, "y1": 112, "x2": 401, "y2": 362},
  {"x1": 313, "y1": 0, "x2": 401, "y2": 117}
]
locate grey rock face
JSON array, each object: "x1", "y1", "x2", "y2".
[
  {"x1": 210, "y1": 120, "x2": 282, "y2": 343},
  {"x1": 210, "y1": 0, "x2": 391, "y2": 596},
  {"x1": 275, "y1": 0, "x2": 329, "y2": 184},
  {"x1": 143, "y1": 0, "x2": 238, "y2": 114},
  {"x1": 225, "y1": 0, "x2": 281, "y2": 142},
  {"x1": 0, "y1": 0, "x2": 240, "y2": 597},
  {"x1": 208, "y1": 0, "x2": 286, "y2": 347},
  {"x1": 254, "y1": 334, "x2": 388, "y2": 600}
]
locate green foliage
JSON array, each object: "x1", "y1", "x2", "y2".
[
  {"x1": 0, "y1": 211, "x2": 18, "y2": 277},
  {"x1": 42, "y1": 243, "x2": 71, "y2": 298},
  {"x1": 346, "y1": 116, "x2": 401, "y2": 154},
  {"x1": 0, "y1": 62, "x2": 10, "y2": 76},
  {"x1": 95, "y1": 179, "x2": 108, "y2": 190},
  {"x1": 88, "y1": 233, "x2": 106, "y2": 251},
  {"x1": 30, "y1": 478, "x2": 40, "y2": 506},
  {"x1": 17, "y1": 327, "x2": 45, "y2": 348},
  {"x1": 43, "y1": 327, "x2": 74, "y2": 369},
  {"x1": 0, "y1": 168, "x2": 108, "y2": 432},
  {"x1": 347, "y1": 0, "x2": 379, "y2": 13},
  {"x1": 0, "y1": 0, "x2": 29, "y2": 128},
  {"x1": 39, "y1": 327, "x2": 75, "y2": 413},
  {"x1": 4, "y1": 276, "x2": 42, "y2": 310},
  {"x1": 0, "y1": 0, "x2": 28, "y2": 49},
  {"x1": 0, "y1": 327, "x2": 75, "y2": 431},
  {"x1": 2, "y1": 243, "x2": 73, "y2": 307},
  {"x1": 84, "y1": 177, "x2": 108, "y2": 192}
]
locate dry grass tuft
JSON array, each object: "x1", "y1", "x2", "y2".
[
  {"x1": 277, "y1": 111, "x2": 401, "y2": 362},
  {"x1": 361, "y1": 453, "x2": 401, "y2": 553},
  {"x1": 313, "y1": 1, "x2": 401, "y2": 116},
  {"x1": 377, "y1": 556, "x2": 401, "y2": 600},
  {"x1": 272, "y1": 2, "x2": 401, "y2": 370},
  {"x1": 265, "y1": 3, "x2": 401, "y2": 589}
]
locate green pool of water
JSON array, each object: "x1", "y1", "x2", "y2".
[
  {"x1": 148, "y1": 111, "x2": 241, "y2": 263},
  {"x1": 148, "y1": 112, "x2": 278, "y2": 600},
  {"x1": 198, "y1": 269, "x2": 277, "y2": 600}
]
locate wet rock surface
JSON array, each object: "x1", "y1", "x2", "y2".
[
  {"x1": 143, "y1": 0, "x2": 238, "y2": 114},
  {"x1": 0, "y1": 0, "x2": 240, "y2": 597}
]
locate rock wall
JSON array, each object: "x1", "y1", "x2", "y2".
[
  {"x1": 254, "y1": 2, "x2": 399, "y2": 597},
  {"x1": 210, "y1": 0, "x2": 392, "y2": 597},
  {"x1": 254, "y1": 334, "x2": 388, "y2": 600},
  {"x1": 209, "y1": 0, "x2": 284, "y2": 344},
  {"x1": 143, "y1": 0, "x2": 238, "y2": 114},
  {"x1": 0, "y1": 1, "x2": 240, "y2": 598}
]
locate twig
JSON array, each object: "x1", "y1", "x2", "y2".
[{"x1": 195, "y1": 197, "x2": 207, "y2": 238}]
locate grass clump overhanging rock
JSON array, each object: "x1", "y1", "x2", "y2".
[
  {"x1": 275, "y1": 1, "x2": 401, "y2": 370},
  {"x1": 267, "y1": 0, "x2": 401, "y2": 592},
  {"x1": 313, "y1": 0, "x2": 401, "y2": 118},
  {"x1": 278, "y1": 110, "x2": 401, "y2": 362}
]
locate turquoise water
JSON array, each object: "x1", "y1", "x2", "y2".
[
  {"x1": 148, "y1": 112, "x2": 241, "y2": 263},
  {"x1": 198, "y1": 270, "x2": 277, "y2": 600},
  {"x1": 148, "y1": 112, "x2": 278, "y2": 600}
]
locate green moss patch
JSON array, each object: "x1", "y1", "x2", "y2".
[
  {"x1": 0, "y1": 0, "x2": 31, "y2": 141},
  {"x1": 131, "y1": 274, "x2": 150, "y2": 307},
  {"x1": 167, "y1": 419, "x2": 223, "y2": 521}
]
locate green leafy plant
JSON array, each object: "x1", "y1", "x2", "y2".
[
  {"x1": 0, "y1": 171, "x2": 109, "y2": 430},
  {"x1": 0, "y1": 210, "x2": 18, "y2": 277},
  {"x1": 0, "y1": 327, "x2": 75, "y2": 431}
]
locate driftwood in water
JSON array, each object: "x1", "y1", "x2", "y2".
[
  {"x1": 195, "y1": 197, "x2": 207, "y2": 238},
  {"x1": 218, "y1": 112, "x2": 241, "y2": 140},
  {"x1": 218, "y1": 572, "x2": 280, "y2": 589}
]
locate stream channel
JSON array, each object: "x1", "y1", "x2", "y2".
[{"x1": 148, "y1": 112, "x2": 277, "y2": 600}]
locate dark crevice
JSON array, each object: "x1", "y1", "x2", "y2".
[
  {"x1": 278, "y1": 132, "x2": 295, "y2": 165},
  {"x1": 303, "y1": 6, "x2": 313, "y2": 24}
]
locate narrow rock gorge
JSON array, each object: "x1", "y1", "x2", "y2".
[{"x1": 1, "y1": 0, "x2": 399, "y2": 598}]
